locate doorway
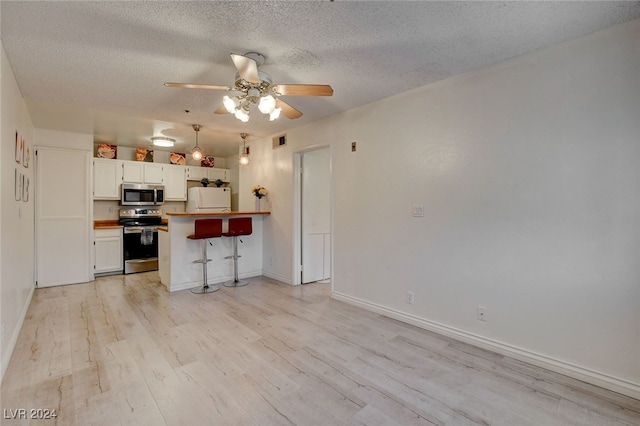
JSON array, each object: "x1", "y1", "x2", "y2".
[{"x1": 293, "y1": 146, "x2": 331, "y2": 285}]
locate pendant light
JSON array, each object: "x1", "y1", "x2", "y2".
[
  {"x1": 190, "y1": 124, "x2": 203, "y2": 161},
  {"x1": 239, "y1": 133, "x2": 250, "y2": 166}
]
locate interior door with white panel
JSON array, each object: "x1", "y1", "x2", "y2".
[
  {"x1": 36, "y1": 147, "x2": 92, "y2": 287},
  {"x1": 301, "y1": 148, "x2": 331, "y2": 284}
]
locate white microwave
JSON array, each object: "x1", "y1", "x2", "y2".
[{"x1": 121, "y1": 183, "x2": 165, "y2": 206}]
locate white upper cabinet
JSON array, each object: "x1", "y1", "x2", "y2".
[
  {"x1": 207, "y1": 168, "x2": 229, "y2": 182},
  {"x1": 122, "y1": 161, "x2": 144, "y2": 183},
  {"x1": 122, "y1": 161, "x2": 164, "y2": 184},
  {"x1": 186, "y1": 166, "x2": 208, "y2": 181},
  {"x1": 164, "y1": 165, "x2": 187, "y2": 200},
  {"x1": 93, "y1": 158, "x2": 122, "y2": 199},
  {"x1": 186, "y1": 166, "x2": 230, "y2": 182},
  {"x1": 144, "y1": 163, "x2": 164, "y2": 184}
]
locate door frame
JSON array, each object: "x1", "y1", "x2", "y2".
[{"x1": 292, "y1": 144, "x2": 333, "y2": 286}]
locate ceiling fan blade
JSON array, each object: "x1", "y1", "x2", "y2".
[
  {"x1": 214, "y1": 105, "x2": 230, "y2": 115},
  {"x1": 272, "y1": 84, "x2": 333, "y2": 97},
  {"x1": 276, "y1": 98, "x2": 303, "y2": 119},
  {"x1": 164, "y1": 82, "x2": 231, "y2": 91},
  {"x1": 230, "y1": 53, "x2": 260, "y2": 84}
]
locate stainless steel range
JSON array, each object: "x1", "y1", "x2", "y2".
[{"x1": 119, "y1": 207, "x2": 163, "y2": 274}]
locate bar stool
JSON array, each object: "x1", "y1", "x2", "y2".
[
  {"x1": 223, "y1": 217, "x2": 252, "y2": 287},
  {"x1": 188, "y1": 218, "x2": 223, "y2": 294}
]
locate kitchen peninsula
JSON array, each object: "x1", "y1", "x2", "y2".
[{"x1": 158, "y1": 211, "x2": 270, "y2": 292}]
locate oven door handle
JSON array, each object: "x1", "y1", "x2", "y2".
[{"x1": 124, "y1": 226, "x2": 158, "y2": 234}]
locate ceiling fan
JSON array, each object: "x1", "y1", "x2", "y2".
[{"x1": 165, "y1": 52, "x2": 333, "y2": 121}]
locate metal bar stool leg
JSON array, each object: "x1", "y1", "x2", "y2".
[
  {"x1": 192, "y1": 239, "x2": 220, "y2": 294},
  {"x1": 224, "y1": 236, "x2": 248, "y2": 287}
]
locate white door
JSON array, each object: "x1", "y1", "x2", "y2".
[
  {"x1": 301, "y1": 148, "x2": 331, "y2": 284},
  {"x1": 36, "y1": 147, "x2": 92, "y2": 287}
]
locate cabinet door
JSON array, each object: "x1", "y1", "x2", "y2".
[
  {"x1": 207, "y1": 168, "x2": 228, "y2": 182},
  {"x1": 95, "y1": 229, "x2": 123, "y2": 274},
  {"x1": 93, "y1": 158, "x2": 121, "y2": 199},
  {"x1": 144, "y1": 163, "x2": 164, "y2": 184},
  {"x1": 122, "y1": 161, "x2": 144, "y2": 183},
  {"x1": 187, "y1": 166, "x2": 208, "y2": 181},
  {"x1": 164, "y1": 165, "x2": 187, "y2": 200}
]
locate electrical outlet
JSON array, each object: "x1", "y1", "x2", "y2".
[
  {"x1": 411, "y1": 205, "x2": 424, "y2": 217},
  {"x1": 477, "y1": 306, "x2": 487, "y2": 321},
  {"x1": 406, "y1": 291, "x2": 415, "y2": 304}
]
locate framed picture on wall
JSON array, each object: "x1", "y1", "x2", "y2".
[
  {"x1": 22, "y1": 175, "x2": 29, "y2": 202},
  {"x1": 201, "y1": 156, "x2": 215, "y2": 168},
  {"x1": 15, "y1": 169, "x2": 22, "y2": 201},
  {"x1": 15, "y1": 131, "x2": 22, "y2": 164},
  {"x1": 23, "y1": 142, "x2": 30, "y2": 168}
]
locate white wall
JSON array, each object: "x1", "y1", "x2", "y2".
[
  {"x1": 1, "y1": 44, "x2": 35, "y2": 382},
  {"x1": 240, "y1": 19, "x2": 640, "y2": 398}
]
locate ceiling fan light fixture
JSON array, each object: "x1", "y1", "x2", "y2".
[
  {"x1": 151, "y1": 136, "x2": 175, "y2": 147},
  {"x1": 223, "y1": 95, "x2": 238, "y2": 113},
  {"x1": 234, "y1": 108, "x2": 249, "y2": 122},
  {"x1": 258, "y1": 95, "x2": 276, "y2": 114},
  {"x1": 269, "y1": 107, "x2": 282, "y2": 121}
]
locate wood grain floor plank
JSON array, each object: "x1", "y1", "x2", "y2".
[{"x1": 1, "y1": 272, "x2": 638, "y2": 425}]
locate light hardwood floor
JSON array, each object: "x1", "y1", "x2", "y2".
[{"x1": 1, "y1": 273, "x2": 639, "y2": 425}]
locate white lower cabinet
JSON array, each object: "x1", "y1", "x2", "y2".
[{"x1": 94, "y1": 228, "x2": 123, "y2": 275}]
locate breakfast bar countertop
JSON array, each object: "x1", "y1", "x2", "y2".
[{"x1": 166, "y1": 211, "x2": 270, "y2": 217}]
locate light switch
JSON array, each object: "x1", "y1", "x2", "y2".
[{"x1": 411, "y1": 205, "x2": 424, "y2": 217}]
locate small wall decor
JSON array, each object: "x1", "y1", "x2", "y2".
[
  {"x1": 14, "y1": 169, "x2": 22, "y2": 201},
  {"x1": 15, "y1": 131, "x2": 22, "y2": 163},
  {"x1": 201, "y1": 156, "x2": 215, "y2": 168},
  {"x1": 272, "y1": 133, "x2": 287, "y2": 149},
  {"x1": 135, "y1": 148, "x2": 154, "y2": 162},
  {"x1": 22, "y1": 175, "x2": 29, "y2": 202},
  {"x1": 23, "y1": 142, "x2": 30, "y2": 168},
  {"x1": 97, "y1": 143, "x2": 117, "y2": 159},
  {"x1": 170, "y1": 152, "x2": 186, "y2": 165}
]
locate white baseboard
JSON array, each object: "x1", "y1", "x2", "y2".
[
  {"x1": 331, "y1": 291, "x2": 640, "y2": 401},
  {"x1": 262, "y1": 271, "x2": 292, "y2": 285},
  {"x1": 1, "y1": 285, "x2": 35, "y2": 384}
]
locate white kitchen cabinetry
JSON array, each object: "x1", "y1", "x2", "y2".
[
  {"x1": 164, "y1": 165, "x2": 187, "y2": 200},
  {"x1": 94, "y1": 228, "x2": 123, "y2": 275},
  {"x1": 186, "y1": 166, "x2": 208, "y2": 181},
  {"x1": 122, "y1": 161, "x2": 144, "y2": 183},
  {"x1": 186, "y1": 166, "x2": 230, "y2": 182},
  {"x1": 122, "y1": 161, "x2": 165, "y2": 184},
  {"x1": 144, "y1": 163, "x2": 164, "y2": 184},
  {"x1": 207, "y1": 168, "x2": 229, "y2": 182},
  {"x1": 93, "y1": 158, "x2": 122, "y2": 199}
]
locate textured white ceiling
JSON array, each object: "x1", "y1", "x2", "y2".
[{"x1": 2, "y1": 1, "x2": 640, "y2": 157}]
